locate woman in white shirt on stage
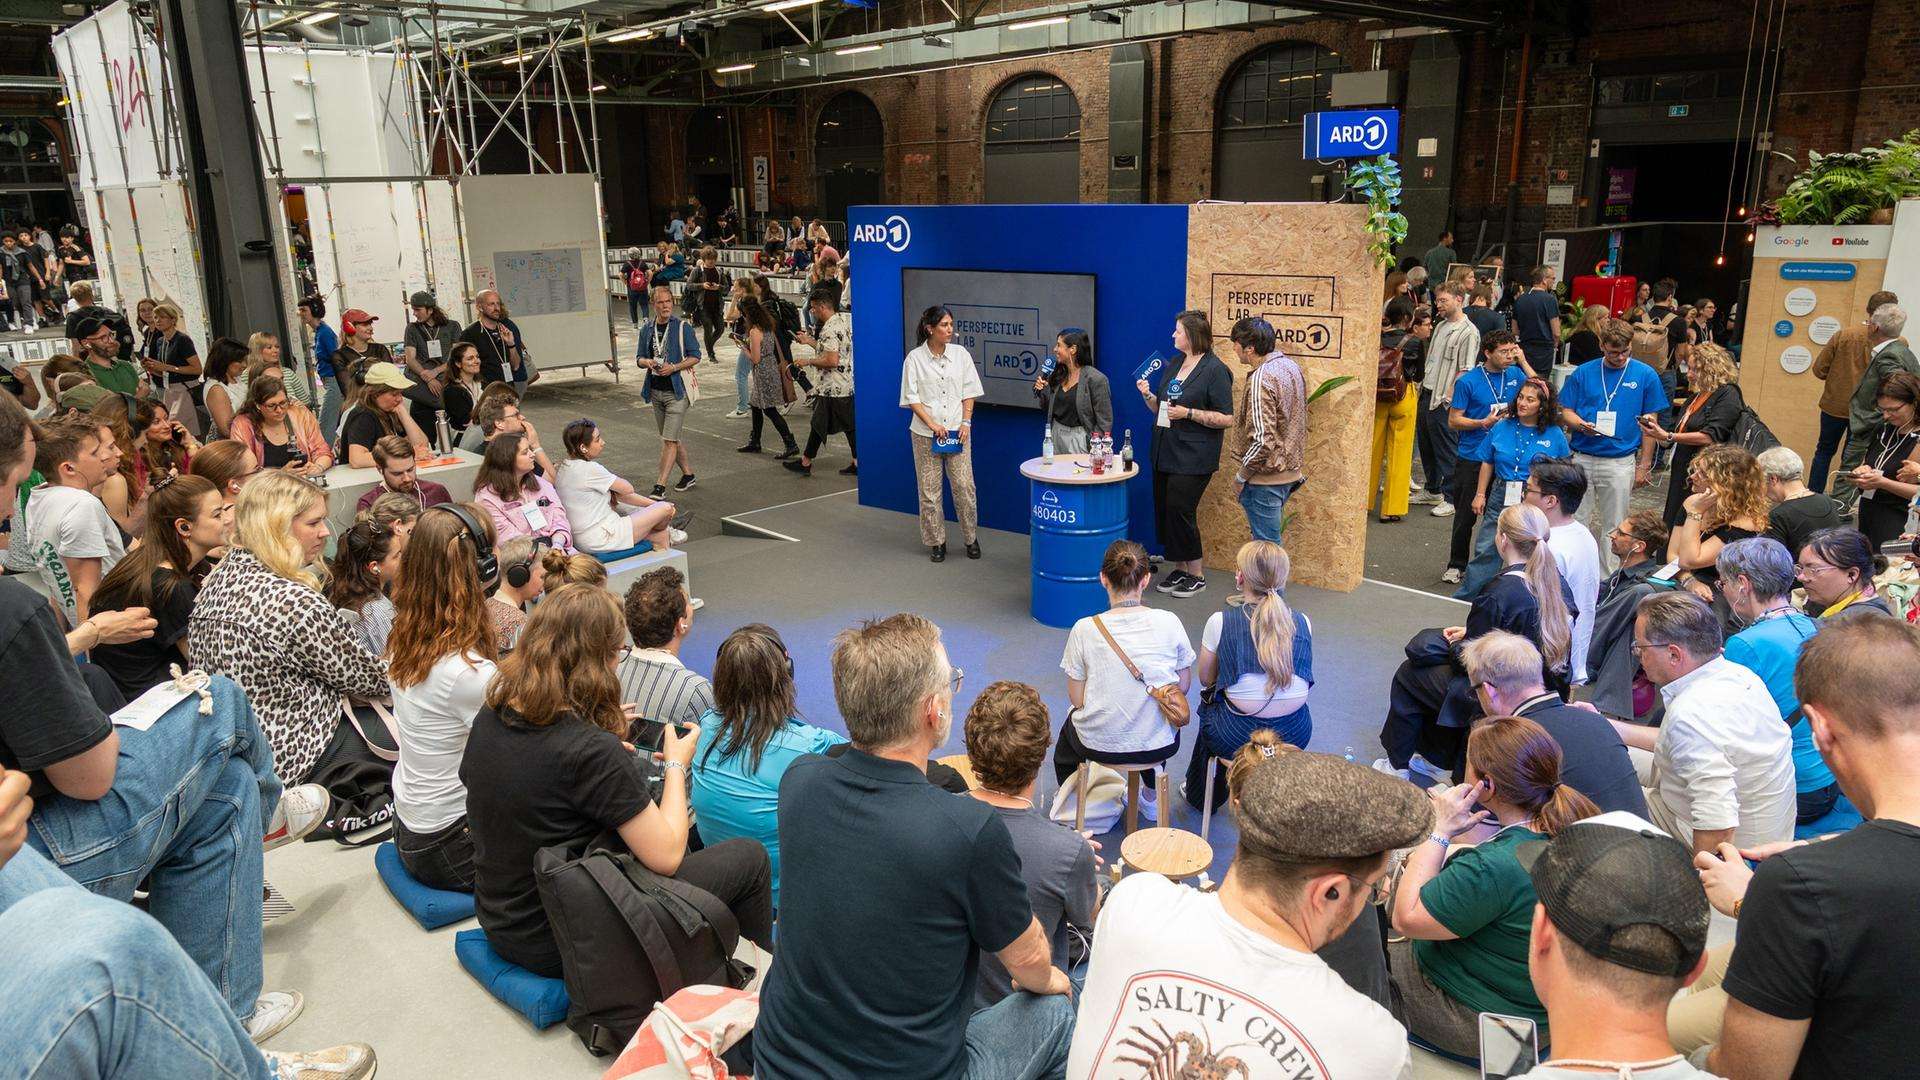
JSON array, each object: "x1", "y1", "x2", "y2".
[{"x1": 900, "y1": 305, "x2": 984, "y2": 563}]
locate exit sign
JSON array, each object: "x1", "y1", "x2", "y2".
[{"x1": 1668, "y1": 104, "x2": 1690, "y2": 118}]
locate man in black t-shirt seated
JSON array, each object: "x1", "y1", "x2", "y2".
[
  {"x1": 753, "y1": 614, "x2": 1076, "y2": 1078},
  {"x1": 0, "y1": 391, "x2": 368, "y2": 1068},
  {"x1": 1675, "y1": 617, "x2": 1920, "y2": 1078}
]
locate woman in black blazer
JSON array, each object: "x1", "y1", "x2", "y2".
[{"x1": 1136, "y1": 310, "x2": 1235, "y2": 598}]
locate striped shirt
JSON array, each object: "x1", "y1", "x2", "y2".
[
  {"x1": 1234, "y1": 351, "x2": 1306, "y2": 485},
  {"x1": 617, "y1": 647, "x2": 715, "y2": 745}
]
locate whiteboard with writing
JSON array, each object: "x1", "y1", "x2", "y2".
[{"x1": 492, "y1": 248, "x2": 588, "y2": 318}]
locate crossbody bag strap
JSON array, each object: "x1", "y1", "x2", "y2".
[
  {"x1": 338, "y1": 697, "x2": 401, "y2": 763},
  {"x1": 1092, "y1": 614, "x2": 1147, "y2": 685}
]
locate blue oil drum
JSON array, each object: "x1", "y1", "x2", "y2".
[{"x1": 1029, "y1": 475, "x2": 1131, "y2": 628}]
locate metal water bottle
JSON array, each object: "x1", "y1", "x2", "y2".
[
  {"x1": 1121, "y1": 428, "x2": 1134, "y2": 467},
  {"x1": 434, "y1": 409, "x2": 453, "y2": 455},
  {"x1": 1041, "y1": 424, "x2": 1055, "y2": 465}
]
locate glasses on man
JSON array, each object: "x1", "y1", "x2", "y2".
[
  {"x1": 948, "y1": 666, "x2": 965, "y2": 697},
  {"x1": 1343, "y1": 873, "x2": 1391, "y2": 907}
]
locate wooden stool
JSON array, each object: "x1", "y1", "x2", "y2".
[
  {"x1": 1072, "y1": 761, "x2": 1172, "y2": 834},
  {"x1": 1195, "y1": 756, "x2": 1235, "y2": 841},
  {"x1": 1120, "y1": 828, "x2": 1213, "y2": 884},
  {"x1": 935, "y1": 753, "x2": 979, "y2": 790}
]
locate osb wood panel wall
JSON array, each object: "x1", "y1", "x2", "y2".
[{"x1": 1186, "y1": 202, "x2": 1378, "y2": 592}]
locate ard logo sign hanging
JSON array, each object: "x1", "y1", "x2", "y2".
[{"x1": 1303, "y1": 109, "x2": 1400, "y2": 159}]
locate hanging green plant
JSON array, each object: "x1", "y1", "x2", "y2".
[
  {"x1": 1348, "y1": 154, "x2": 1408, "y2": 270},
  {"x1": 1767, "y1": 129, "x2": 1920, "y2": 226}
]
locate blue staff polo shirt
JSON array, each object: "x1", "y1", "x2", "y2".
[
  {"x1": 1450, "y1": 364, "x2": 1524, "y2": 463},
  {"x1": 1559, "y1": 358, "x2": 1669, "y2": 458}
]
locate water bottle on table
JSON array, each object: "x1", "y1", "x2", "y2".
[{"x1": 1041, "y1": 424, "x2": 1054, "y2": 466}]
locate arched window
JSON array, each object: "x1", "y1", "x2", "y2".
[
  {"x1": 815, "y1": 92, "x2": 884, "y2": 225},
  {"x1": 983, "y1": 75, "x2": 1081, "y2": 204},
  {"x1": 1214, "y1": 42, "x2": 1348, "y2": 201}
]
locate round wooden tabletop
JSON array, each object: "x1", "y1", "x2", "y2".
[
  {"x1": 1120, "y1": 827, "x2": 1214, "y2": 881},
  {"x1": 1018, "y1": 454, "x2": 1140, "y2": 485}
]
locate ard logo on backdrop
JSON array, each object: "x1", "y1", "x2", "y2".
[{"x1": 852, "y1": 214, "x2": 912, "y2": 253}]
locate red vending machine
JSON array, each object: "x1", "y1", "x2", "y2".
[{"x1": 1571, "y1": 275, "x2": 1639, "y2": 316}]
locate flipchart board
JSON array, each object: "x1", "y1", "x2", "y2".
[
  {"x1": 457, "y1": 173, "x2": 612, "y2": 371},
  {"x1": 92, "y1": 182, "x2": 210, "y2": 350}
]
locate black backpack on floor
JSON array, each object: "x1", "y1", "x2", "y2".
[{"x1": 534, "y1": 844, "x2": 755, "y2": 1055}]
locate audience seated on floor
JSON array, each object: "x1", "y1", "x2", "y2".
[
  {"x1": 1462, "y1": 630, "x2": 1647, "y2": 815},
  {"x1": 963, "y1": 679, "x2": 1101, "y2": 1010},
  {"x1": 754, "y1": 613, "x2": 1076, "y2": 1078},
  {"x1": 486, "y1": 535, "x2": 541, "y2": 654},
  {"x1": 475, "y1": 432, "x2": 574, "y2": 553},
  {"x1": 1384, "y1": 503, "x2": 1575, "y2": 777},
  {"x1": 3, "y1": 412, "x2": 126, "y2": 625},
  {"x1": 328, "y1": 519, "x2": 404, "y2": 658},
  {"x1": 617, "y1": 566, "x2": 712, "y2": 750},
  {"x1": 355, "y1": 434, "x2": 453, "y2": 514},
  {"x1": 1673, "y1": 617, "x2": 1920, "y2": 1077},
  {"x1": 1389, "y1": 715, "x2": 1600, "y2": 1058},
  {"x1": 228, "y1": 375, "x2": 333, "y2": 478},
  {"x1": 386, "y1": 504, "x2": 498, "y2": 892},
  {"x1": 461, "y1": 584, "x2": 773, "y2": 980},
  {"x1": 1796, "y1": 527, "x2": 1894, "y2": 622},
  {"x1": 1052, "y1": 540, "x2": 1194, "y2": 824},
  {"x1": 1072, "y1": 732, "x2": 1430, "y2": 1076},
  {"x1": 689, "y1": 623, "x2": 846, "y2": 911},
  {"x1": 87, "y1": 473, "x2": 224, "y2": 700},
  {"x1": 1608, "y1": 592, "x2": 1794, "y2": 855},
  {"x1": 190, "y1": 470, "x2": 390, "y2": 785},
  {"x1": 553, "y1": 418, "x2": 681, "y2": 555},
  {"x1": 1509, "y1": 812, "x2": 1715, "y2": 1080},
  {"x1": 1185, "y1": 539, "x2": 1313, "y2": 811},
  {"x1": 1586, "y1": 510, "x2": 1671, "y2": 721}
]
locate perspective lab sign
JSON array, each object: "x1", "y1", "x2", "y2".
[{"x1": 1303, "y1": 109, "x2": 1400, "y2": 159}]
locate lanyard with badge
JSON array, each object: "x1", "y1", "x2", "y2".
[
  {"x1": 1593, "y1": 363, "x2": 1627, "y2": 438},
  {"x1": 650, "y1": 320, "x2": 674, "y2": 372}
]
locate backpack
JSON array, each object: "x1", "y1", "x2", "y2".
[
  {"x1": 773, "y1": 296, "x2": 802, "y2": 339},
  {"x1": 535, "y1": 844, "x2": 755, "y2": 1056},
  {"x1": 302, "y1": 701, "x2": 400, "y2": 846},
  {"x1": 1732, "y1": 405, "x2": 1780, "y2": 455},
  {"x1": 625, "y1": 263, "x2": 648, "y2": 292},
  {"x1": 1377, "y1": 333, "x2": 1408, "y2": 403},
  {"x1": 1630, "y1": 311, "x2": 1678, "y2": 371}
]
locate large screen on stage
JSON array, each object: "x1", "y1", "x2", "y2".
[{"x1": 901, "y1": 268, "x2": 1097, "y2": 410}]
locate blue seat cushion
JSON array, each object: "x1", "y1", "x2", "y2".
[
  {"x1": 374, "y1": 841, "x2": 476, "y2": 930},
  {"x1": 1795, "y1": 791, "x2": 1864, "y2": 840},
  {"x1": 589, "y1": 539, "x2": 654, "y2": 563},
  {"x1": 454, "y1": 928, "x2": 570, "y2": 1029}
]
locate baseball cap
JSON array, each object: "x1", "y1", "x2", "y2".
[
  {"x1": 1234, "y1": 750, "x2": 1433, "y2": 860},
  {"x1": 409, "y1": 291, "x2": 436, "y2": 309},
  {"x1": 1515, "y1": 811, "x2": 1709, "y2": 977},
  {"x1": 359, "y1": 361, "x2": 414, "y2": 391},
  {"x1": 70, "y1": 314, "x2": 112, "y2": 340},
  {"x1": 342, "y1": 308, "x2": 377, "y2": 327}
]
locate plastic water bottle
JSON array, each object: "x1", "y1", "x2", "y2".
[
  {"x1": 434, "y1": 409, "x2": 453, "y2": 455},
  {"x1": 1120, "y1": 429, "x2": 1134, "y2": 468},
  {"x1": 1090, "y1": 432, "x2": 1105, "y2": 475},
  {"x1": 1041, "y1": 424, "x2": 1055, "y2": 466},
  {"x1": 1343, "y1": 747, "x2": 1356, "y2": 764}
]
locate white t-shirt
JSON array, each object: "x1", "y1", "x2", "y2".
[
  {"x1": 554, "y1": 459, "x2": 621, "y2": 546},
  {"x1": 899, "y1": 342, "x2": 984, "y2": 437},
  {"x1": 1201, "y1": 608, "x2": 1312, "y2": 718},
  {"x1": 1068, "y1": 874, "x2": 1413, "y2": 1079},
  {"x1": 1652, "y1": 656, "x2": 1796, "y2": 848},
  {"x1": 391, "y1": 650, "x2": 497, "y2": 832},
  {"x1": 1061, "y1": 607, "x2": 1194, "y2": 754},
  {"x1": 3, "y1": 483, "x2": 125, "y2": 625},
  {"x1": 1547, "y1": 520, "x2": 1602, "y2": 684}
]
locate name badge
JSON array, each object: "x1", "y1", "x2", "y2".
[
  {"x1": 1504, "y1": 479, "x2": 1523, "y2": 506},
  {"x1": 1157, "y1": 400, "x2": 1172, "y2": 429},
  {"x1": 426, "y1": 340, "x2": 442, "y2": 360},
  {"x1": 522, "y1": 504, "x2": 549, "y2": 532},
  {"x1": 1651, "y1": 559, "x2": 1681, "y2": 581},
  {"x1": 1595, "y1": 410, "x2": 1618, "y2": 437}
]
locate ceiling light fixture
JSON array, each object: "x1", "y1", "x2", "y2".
[
  {"x1": 1006, "y1": 15, "x2": 1068, "y2": 29},
  {"x1": 605, "y1": 28, "x2": 651, "y2": 41},
  {"x1": 591, "y1": 83, "x2": 608, "y2": 91},
  {"x1": 299, "y1": 10, "x2": 339, "y2": 24},
  {"x1": 716, "y1": 62, "x2": 756, "y2": 73},
  {"x1": 835, "y1": 43, "x2": 882, "y2": 54}
]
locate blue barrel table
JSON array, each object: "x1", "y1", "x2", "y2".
[{"x1": 1021, "y1": 454, "x2": 1138, "y2": 628}]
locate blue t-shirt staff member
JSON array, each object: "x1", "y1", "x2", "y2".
[
  {"x1": 1558, "y1": 319, "x2": 1670, "y2": 572},
  {"x1": 1442, "y1": 329, "x2": 1524, "y2": 583}
]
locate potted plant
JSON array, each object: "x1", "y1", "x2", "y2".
[
  {"x1": 1764, "y1": 129, "x2": 1920, "y2": 226},
  {"x1": 1348, "y1": 155, "x2": 1408, "y2": 270}
]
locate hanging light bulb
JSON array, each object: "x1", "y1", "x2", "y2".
[
  {"x1": 1746, "y1": 230, "x2": 1755, "y2": 244},
  {"x1": 1735, "y1": 205, "x2": 1747, "y2": 217},
  {"x1": 1714, "y1": 253, "x2": 1727, "y2": 266}
]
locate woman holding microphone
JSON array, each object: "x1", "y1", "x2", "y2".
[
  {"x1": 901, "y1": 305, "x2": 984, "y2": 563},
  {"x1": 1138, "y1": 310, "x2": 1234, "y2": 598},
  {"x1": 1030, "y1": 328, "x2": 1111, "y2": 455}
]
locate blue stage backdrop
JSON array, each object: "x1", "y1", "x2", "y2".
[{"x1": 849, "y1": 204, "x2": 1190, "y2": 549}]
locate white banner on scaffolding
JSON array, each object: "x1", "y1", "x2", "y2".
[{"x1": 52, "y1": 0, "x2": 180, "y2": 188}]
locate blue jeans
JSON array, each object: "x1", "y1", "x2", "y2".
[
  {"x1": 963, "y1": 991, "x2": 1075, "y2": 1080},
  {"x1": 1453, "y1": 474, "x2": 1510, "y2": 599},
  {"x1": 734, "y1": 348, "x2": 752, "y2": 412},
  {"x1": 1809, "y1": 411, "x2": 1849, "y2": 494},
  {"x1": 1239, "y1": 479, "x2": 1300, "y2": 543},
  {"x1": 25, "y1": 676, "x2": 279, "y2": 1020},
  {"x1": 1418, "y1": 392, "x2": 1458, "y2": 496},
  {"x1": 317, "y1": 379, "x2": 344, "y2": 443},
  {"x1": 0, "y1": 845, "x2": 273, "y2": 1080}
]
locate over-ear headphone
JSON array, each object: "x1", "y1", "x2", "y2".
[
  {"x1": 504, "y1": 542, "x2": 540, "y2": 590},
  {"x1": 429, "y1": 504, "x2": 498, "y2": 587}
]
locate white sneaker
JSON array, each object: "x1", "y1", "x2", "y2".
[
  {"x1": 724, "y1": 408, "x2": 749, "y2": 419},
  {"x1": 247, "y1": 990, "x2": 305, "y2": 1044},
  {"x1": 1440, "y1": 567, "x2": 1463, "y2": 585},
  {"x1": 1429, "y1": 501, "x2": 1455, "y2": 517},
  {"x1": 1408, "y1": 753, "x2": 1451, "y2": 781},
  {"x1": 668, "y1": 527, "x2": 689, "y2": 545},
  {"x1": 265, "y1": 785, "x2": 330, "y2": 851},
  {"x1": 1371, "y1": 757, "x2": 1413, "y2": 781},
  {"x1": 1409, "y1": 491, "x2": 1443, "y2": 505},
  {"x1": 266, "y1": 1043, "x2": 377, "y2": 1080}
]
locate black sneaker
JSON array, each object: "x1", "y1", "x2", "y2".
[
  {"x1": 782, "y1": 459, "x2": 811, "y2": 476},
  {"x1": 839, "y1": 463, "x2": 858, "y2": 476},
  {"x1": 648, "y1": 484, "x2": 667, "y2": 498},
  {"x1": 1170, "y1": 574, "x2": 1207, "y2": 598},
  {"x1": 673, "y1": 474, "x2": 697, "y2": 492},
  {"x1": 1155, "y1": 570, "x2": 1190, "y2": 594}
]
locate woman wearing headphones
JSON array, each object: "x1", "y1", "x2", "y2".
[
  {"x1": 485, "y1": 536, "x2": 546, "y2": 655},
  {"x1": 386, "y1": 505, "x2": 499, "y2": 891}
]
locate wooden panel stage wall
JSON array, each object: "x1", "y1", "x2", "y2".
[{"x1": 1187, "y1": 202, "x2": 1379, "y2": 592}]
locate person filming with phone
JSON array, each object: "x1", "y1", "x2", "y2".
[{"x1": 1442, "y1": 329, "x2": 1526, "y2": 585}]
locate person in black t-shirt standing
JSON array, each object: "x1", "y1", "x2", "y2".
[
  {"x1": 1511, "y1": 266, "x2": 1562, "y2": 376},
  {"x1": 458, "y1": 289, "x2": 531, "y2": 392},
  {"x1": 1681, "y1": 617, "x2": 1920, "y2": 1078},
  {"x1": 400, "y1": 291, "x2": 461, "y2": 436}
]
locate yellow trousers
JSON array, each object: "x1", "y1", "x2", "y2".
[{"x1": 1369, "y1": 386, "x2": 1418, "y2": 518}]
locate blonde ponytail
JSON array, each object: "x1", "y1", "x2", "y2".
[
  {"x1": 1236, "y1": 541, "x2": 1296, "y2": 693},
  {"x1": 1498, "y1": 504, "x2": 1571, "y2": 673}
]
